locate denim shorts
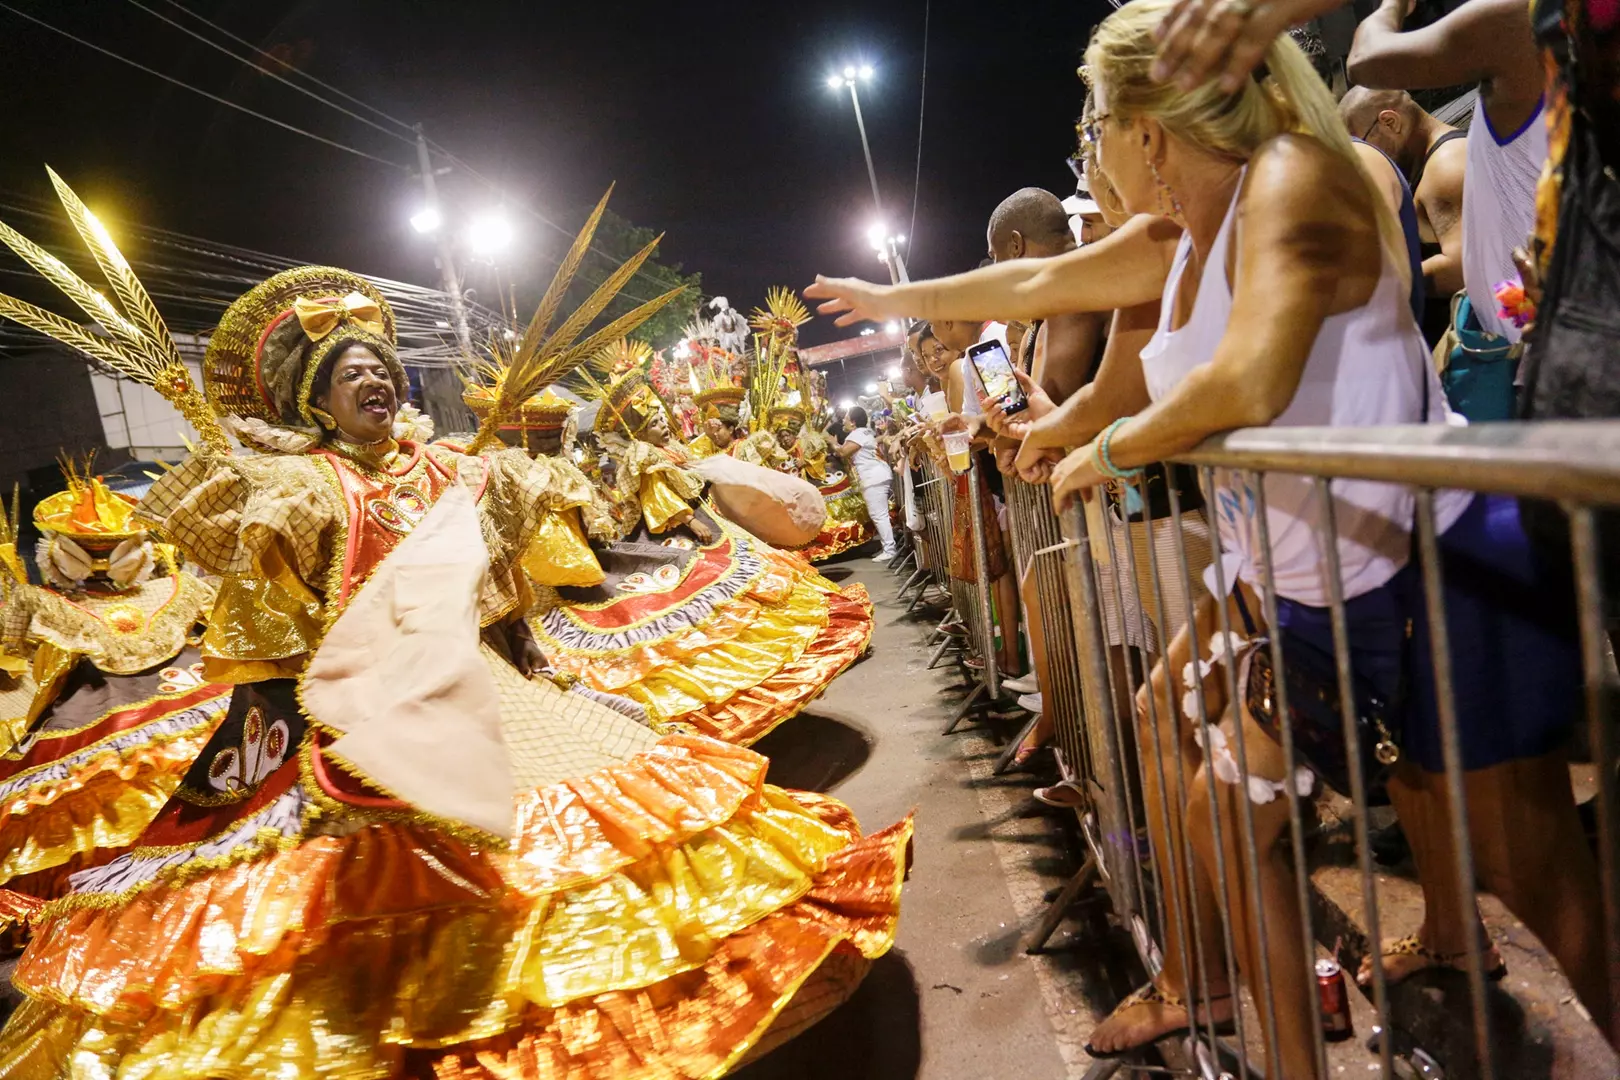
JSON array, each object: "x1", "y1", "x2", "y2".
[{"x1": 1273, "y1": 494, "x2": 1580, "y2": 775}]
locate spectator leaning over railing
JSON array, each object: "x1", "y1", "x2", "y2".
[
  {"x1": 807, "y1": 2, "x2": 1603, "y2": 1070},
  {"x1": 1339, "y1": 88, "x2": 1467, "y2": 347},
  {"x1": 981, "y1": 174, "x2": 1214, "y2": 769},
  {"x1": 984, "y1": 187, "x2": 1109, "y2": 730},
  {"x1": 929, "y1": 317, "x2": 1022, "y2": 676}
]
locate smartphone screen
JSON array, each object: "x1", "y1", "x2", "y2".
[{"x1": 967, "y1": 340, "x2": 1028, "y2": 416}]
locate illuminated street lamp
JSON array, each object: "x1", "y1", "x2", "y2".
[
  {"x1": 410, "y1": 207, "x2": 442, "y2": 234},
  {"x1": 827, "y1": 60, "x2": 908, "y2": 285},
  {"x1": 467, "y1": 210, "x2": 514, "y2": 257}
]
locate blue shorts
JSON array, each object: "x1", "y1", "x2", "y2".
[{"x1": 1273, "y1": 494, "x2": 1580, "y2": 775}]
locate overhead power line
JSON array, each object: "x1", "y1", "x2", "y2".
[
  {"x1": 134, "y1": 2, "x2": 692, "y2": 306},
  {"x1": 0, "y1": 2, "x2": 406, "y2": 169},
  {"x1": 158, "y1": 0, "x2": 419, "y2": 135},
  {"x1": 8, "y1": 2, "x2": 700, "y2": 315},
  {"x1": 122, "y1": 0, "x2": 417, "y2": 148}
]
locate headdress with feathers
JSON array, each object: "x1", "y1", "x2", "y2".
[
  {"x1": 462, "y1": 186, "x2": 684, "y2": 455},
  {"x1": 748, "y1": 286, "x2": 811, "y2": 349},
  {"x1": 0, "y1": 168, "x2": 229, "y2": 453}
]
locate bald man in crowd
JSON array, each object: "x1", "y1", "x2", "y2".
[
  {"x1": 1340, "y1": 87, "x2": 1468, "y2": 344},
  {"x1": 985, "y1": 186, "x2": 1105, "y2": 404}
]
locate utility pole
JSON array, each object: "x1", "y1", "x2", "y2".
[
  {"x1": 412, "y1": 124, "x2": 475, "y2": 433},
  {"x1": 843, "y1": 81, "x2": 909, "y2": 285}
]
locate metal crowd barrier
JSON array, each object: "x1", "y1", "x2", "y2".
[
  {"x1": 902, "y1": 451, "x2": 1004, "y2": 728},
  {"x1": 1031, "y1": 420, "x2": 1620, "y2": 1080}
]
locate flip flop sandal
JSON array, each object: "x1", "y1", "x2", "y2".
[
  {"x1": 1033, "y1": 780, "x2": 1086, "y2": 809},
  {"x1": 1083, "y1": 983, "x2": 1236, "y2": 1059},
  {"x1": 994, "y1": 713, "x2": 1046, "y2": 775},
  {"x1": 1360, "y1": 934, "x2": 1508, "y2": 988}
]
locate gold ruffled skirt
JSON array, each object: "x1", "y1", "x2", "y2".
[
  {"x1": 532, "y1": 518, "x2": 872, "y2": 747},
  {"x1": 0, "y1": 734, "x2": 911, "y2": 1080},
  {"x1": 795, "y1": 481, "x2": 875, "y2": 564}
]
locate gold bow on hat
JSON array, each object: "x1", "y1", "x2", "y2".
[{"x1": 293, "y1": 292, "x2": 385, "y2": 342}]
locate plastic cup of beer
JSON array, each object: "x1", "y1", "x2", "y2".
[
  {"x1": 921, "y1": 391, "x2": 948, "y2": 422},
  {"x1": 943, "y1": 430, "x2": 972, "y2": 473}
]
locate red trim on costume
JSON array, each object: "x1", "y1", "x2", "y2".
[
  {"x1": 252, "y1": 308, "x2": 301, "y2": 413},
  {"x1": 562, "y1": 535, "x2": 741, "y2": 631},
  {"x1": 0, "y1": 682, "x2": 224, "y2": 777},
  {"x1": 136, "y1": 752, "x2": 300, "y2": 848},
  {"x1": 309, "y1": 739, "x2": 410, "y2": 809}
]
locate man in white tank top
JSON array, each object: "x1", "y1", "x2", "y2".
[{"x1": 1347, "y1": 0, "x2": 1549, "y2": 343}]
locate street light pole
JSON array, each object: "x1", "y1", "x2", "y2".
[
  {"x1": 835, "y1": 71, "x2": 910, "y2": 285},
  {"x1": 412, "y1": 124, "x2": 476, "y2": 433},
  {"x1": 846, "y1": 81, "x2": 883, "y2": 219},
  {"x1": 414, "y1": 126, "x2": 473, "y2": 355}
]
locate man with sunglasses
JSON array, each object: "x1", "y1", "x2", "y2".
[{"x1": 1340, "y1": 87, "x2": 1467, "y2": 346}]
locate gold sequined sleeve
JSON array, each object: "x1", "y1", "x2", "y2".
[
  {"x1": 452, "y1": 447, "x2": 607, "y2": 614},
  {"x1": 137, "y1": 453, "x2": 339, "y2": 673},
  {"x1": 616, "y1": 440, "x2": 702, "y2": 534}
]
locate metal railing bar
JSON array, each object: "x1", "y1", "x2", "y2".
[
  {"x1": 1251, "y1": 476, "x2": 1332, "y2": 1080},
  {"x1": 1569, "y1": 505, "x2": 1620, "y2": 1047},
  {"x1": 1063, "y1": 500, "x2": 1143, "y2": 924},
  {"x1": 968, "y1": 462, "x2": 1001, "y2": 699},
  {"x1": 1199, "y1": 464, "x2": 1284, "y2": 1075},
  {"x1": 1097, "y1": 494, "x2": 1157, "y2": 961},
  {"x1": 1167, "y1": 481, "x2": 1253, "y2": 1080},
  {"x1": 1414, "y1": 489, "x2": 1496, "y2": 1079},
  {"x1": 1172, "y1": 422, "x2": 1620, "y2": 505},
  {"x1": 1314, "y1": 479, "x2": 1397, "y2": 1079},
  {"x1": 1130, "y1": 476, "x2": 1217, "y2": 1060}
]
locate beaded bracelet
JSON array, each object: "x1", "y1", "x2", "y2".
[{"x1": 1094, "y1": 416, "x2": 1145, "y2": 480}]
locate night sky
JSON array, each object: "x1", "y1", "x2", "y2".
[{"x1": 2, "y1": 0, "x2": 1109, "y2": 347}]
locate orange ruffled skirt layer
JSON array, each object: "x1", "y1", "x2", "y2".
[
  {"x1": 0, "y1": 686, "x2": 228, "y2": 897},
  {"x1": 534, "y1": 525, "x2": 873, "y2": 747},
  {"x1": 795, "y1": 517, "x2": 874, "y2": 563},
  {"x1": 0, "y1": 734, "x2": 911, "y2": 1080}
]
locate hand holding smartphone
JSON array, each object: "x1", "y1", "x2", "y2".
[{"x1": 967, "y1": 340, "x2": 1028, "y2": 416}]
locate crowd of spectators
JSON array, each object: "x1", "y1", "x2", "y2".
[{"x1": 806, "y1": 0, "x2": 1619, "y2": 1071}]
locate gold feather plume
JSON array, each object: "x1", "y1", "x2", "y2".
[
  {"x1": 746, "y1": 331, "x2": 793, "y2": 431},
  {"x1": 748, "y1": 286, "x2": 812, "y2": 345},
  {"x1": 0, "y1": 168, "x2": 228, "y2": 452},
  {"x1": 466, "y1": 188, "x2": 684, "y2": 454}
]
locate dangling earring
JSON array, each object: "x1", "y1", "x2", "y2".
[
  {"x1": 1148, "y1": 158, "x2": 1184, "y2": 219},
  {"x1": 310, "y1": 406, "x2": 338, "y2": 431}
]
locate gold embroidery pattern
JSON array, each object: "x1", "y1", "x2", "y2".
[{"x1": 28, "y1": 573, "x2": 214, "y2": 676}]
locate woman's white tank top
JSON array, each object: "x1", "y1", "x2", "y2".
[{"x1": 1138, "y1": 170, "x2": 1471, "y2": 606}]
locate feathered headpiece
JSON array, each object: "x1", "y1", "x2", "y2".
[
  {"x1": 558, "y1": 338, "x2": 664, "y2": 436},
  {"x1": 748, "y1": 286, "x2": 811, "y2": 348},
  {"x1": 0, "y1": 168, "x2": 229, "y2": 453},
  {"x1": 463, "y1": 187, "x2": 685, "y2": 454},
  {"x1": 33, "y1": 452, "x2": 143, "y2": 547}
]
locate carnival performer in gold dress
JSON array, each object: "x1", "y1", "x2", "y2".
[
  {"x1": 507, "y1": 339, "x2": 873, "y2": 747},
  {"x1": 0, "y1": 467, "x2": 230, "y2": 908},
  {"x1": 747, "y1": 289, "x2": 874, "y2": 562},
  {"x1": 0, "y1": 173, "x2": 910, "y2": 1080}
]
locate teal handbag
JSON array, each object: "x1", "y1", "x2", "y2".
[{"x1": 1435, "y1": 292, "x2": 1522, "y2": 422}]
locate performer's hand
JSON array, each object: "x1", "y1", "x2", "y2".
[{"x1": 505, "y1": 617, "x2": 549, "y2": 678}]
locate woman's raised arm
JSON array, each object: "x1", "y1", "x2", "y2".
[{"x1": 805, "y1": 214, "x2": 1182, "y2": 328}]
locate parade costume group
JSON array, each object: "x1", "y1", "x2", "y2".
[{"x1": 0, "y1": 172, "x2": 909, "y2": 1079}]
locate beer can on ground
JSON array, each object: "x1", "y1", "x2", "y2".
[{"x1": 1317, "y1": 956, "x2": 1354, "y2": 1041}]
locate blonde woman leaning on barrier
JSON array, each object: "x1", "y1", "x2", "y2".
[{"x1": 808, "y1": 5, "x2": 1603, "y2": 1076}]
